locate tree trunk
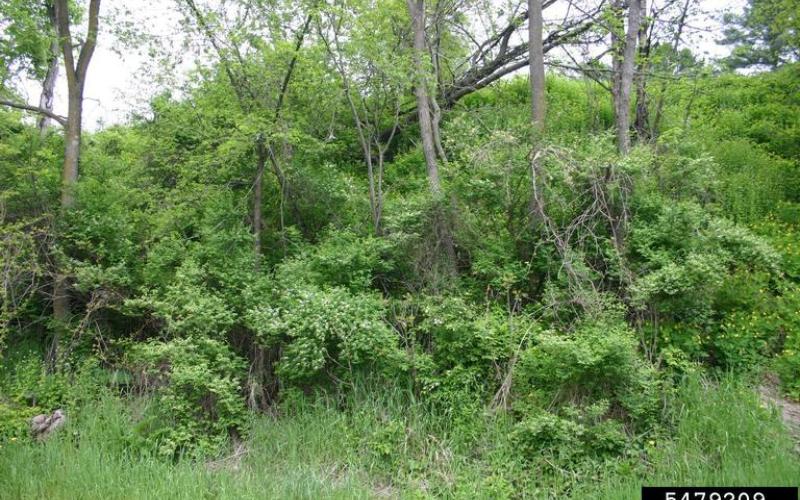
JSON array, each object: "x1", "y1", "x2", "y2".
[
  {"x1": 633, "y1": 0, "x2": 651, "y2": 142},
  {"x1": 407, "y1": 0, "x2": 457, "y2": 272},
  {"x1": 407, "y1": 0, "x2": 443, "y2": 197},
  {"x1": 430, "y1": 96, "x2": 448, "y2": 163},
  {"x1": 612, "y1": 0, "x2": 642, "y2": 154},
  {"x1": 253, "y1": 137, "x2": 266, "y2": 270},
  {"x1": 528, "y1": 0, "x2": 546, "y2": 129},
  {"x1": 50, "y1": 0, "x2": 100, "y2": 367},
  {"x1": 37, "y1": 3, "x2": 60, "y2": 137},
  {"x1": 51, "y1": 94, "x2": 82, "y2": 350},
  {"x1": 60, "y1": 93, "x2": 82, "y2": 209}
]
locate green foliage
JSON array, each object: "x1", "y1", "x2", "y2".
[
  {"x1": 752, "y1": 215, "x2": 800, "y2": 280},
  {"x1": 773, "y1": 290, "x2": 800, "y2": 399},
  {"x1": 1, "y1": 355, "x2": 105, "y2": 412},
  {"x1": 721, "y1": 0, "x2": 800, "y2": 69},
  {"x1": 0, "y1": 219, "x2": 43, "y2": 356},
  {"x1": 246, "y1": 285, "x2": 404, "y2": 383},
  {"x1": 710, "y1": 140, "x2": 798, "y2": 223},
  {"x1": 682, "y1": 65, "x2": 800, "y2": 161},
  {"x1": 513, "y1": 319, "x2": 660, "y2": 427},
  {"x1": 512, "y1": 405, "x2": 629, "y2": 465},
  {"x1": 582, "y1": 374, "x2": 800, "y2": 498},
  {"x1": 275, "y1": 229, "x2": 395, "y2": 291},
  {"x1": 0, "y1": 352, "x2": 106, "y2": 444},
  {"x1": 776, "y1": 333, "x2": 800, "y2": 400},
  {"x1": 127, "y1": 259, "x2": 237, "y2": 339},
  {"x1": 415, "y1": 296, "x2": 521, "y2": 371},
  {"x1": 0, "y1": 402, "x2": 40, "y2": 442},
  {"x1": 3, "y1": 9, "x2": 800, "y2": 493},
  {"x1": 713, "y1": 286, "x2": 800, "y2": 371},
  {"x1": 630, "y1": 200, "x2": 782, "y2": 324},
  {"x1": 0, "y1": 0, "x2": 57, "y2": 84},
  {"x1": 125, "y1": 338, "x2": 247, "y2": 459}
]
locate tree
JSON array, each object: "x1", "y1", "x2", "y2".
[
  {"x1": 633, "y1": 0, "x2": 653, "y2": 141},
  {"x1": 0, "y1": 0, "x2": 64, "y2": 134},
  {"x1": 37, "y1": 1, "x2": 60, "y2": 136},
  {"x1": 439, "y1": 0, "x2": 603, "y2": 108},
  {"x1": 50, "y1": 0, "x2": 101, "y2": 360},
  {"x1": 721, "y1": 0, "x2": 800, "y2": 70},
  {"x1": 406, "y1": 0, "x2": 457, "y2": 272},
  {"x1": 179, "y1": 0, "x2": 311, "y2": 258},
  {"x1": 612, "y1": 0, "x2": 643, "y2": 154},
  {"x1": 54, "y1": 0, "x2": 100, "y2": 209},
  {"x1": 407, "y1": 0, "x2": 443, "y2": 198},
  {"x1": 528, "y1": 0, "x2": 546, "y2": 129},
  {"x1": 651, "y1": 0, "x2": 694, "y2": 139},
  {"x1": 319, "y1": 0, "x2": 406, "y2": 235}
]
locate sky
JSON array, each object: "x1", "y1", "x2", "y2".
[{"x1": 18, "y1": 0, "x2": 747, "y2": 131}]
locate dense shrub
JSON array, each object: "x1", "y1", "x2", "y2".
[
  {"x1": 0, "y1": 354, "x2": 105, "y2": 443},
  {"x1": 513, "y1": 319, "x2": 660, "y2": 426},
  {"x1": 125, "y1": 338, "x2": 247, "y2": 458},
  {"x1": 274, "y1": 229, "x2": 396, "y2": 292},
  {"x1": 246, "y1": 285, "x2": 404, "y2": 383}
]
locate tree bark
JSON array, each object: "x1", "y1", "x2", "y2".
[
  {"x1": 407, "y1": 0, "x2": 457, "y2": 272},
  {"x1": 612, "y1": 0, "x2": 643, "y2": 154},
  {"x1": 633, "y1": 0, "x2": 651, "y2": 141},
  {"x1": 37, "y1": 56, "x2": 59, "y2": 136},
  {"x1": 37, "y1": 3, "x2": 60, "y2": 137},
  {"x1": 430, "y1": 96, "x2": 448, "y2": 163},
  {"x1": 408, "y1": 0, "x2": 443, "y2": 197},
  {"x1": 528, "y1": 0, "x2": 546, "y2": 129},
  {"x1": 253, "y1": 137, "x2": 266, "y2": 270},
  {"x1": 51, "y1": 0, "x2": 100, "y2": 365}
]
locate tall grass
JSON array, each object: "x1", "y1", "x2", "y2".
[
  {"x1": 582, "y1": 374, "x2": 800, "y2": 499},
  {"x1": 1, "y1": 374, "x2": 797, "y2": 499}
]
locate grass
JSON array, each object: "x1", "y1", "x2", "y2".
[
  {"x1": 586, "y1": 374, "x2": 800, "y2": 499},
  {"x1": 0, "y1": 374, "x2": 797, "y2": 499}
]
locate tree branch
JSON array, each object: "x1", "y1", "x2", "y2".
[
  {"x1": 75, "y1": 0, "x2": 101, "y2": 83},
  {"x1": 0, "y1": 99, "x2": 68, "y2": 126},
  {"x1": 54, "y1": 0, "x2": 76, "y2": 87}
]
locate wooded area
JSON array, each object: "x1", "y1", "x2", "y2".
[{"x1": 1, "y1": 0, "x2": 799, "y2": 497}]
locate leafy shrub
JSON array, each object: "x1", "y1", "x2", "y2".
[
  {"x1": 0, "y1": 219, "x2": 43, "y2": 357},
  {"x1": 514, "y1": 320, "x2": 658, "y2": 422},
  {"x1": 512, "y1": 400, "x2": 630, "y2": 466},
  {"x1": 0, "y1": 354, "x2": 106, "y2": 443},
  {"x1": 0, "y1": 402, "x2": 42, "y2": 442},
  {"x1": 126, "y1": 259, "x2": 236, "y2": 338},
  {"x1": 125, "y1": 338, "x2": 247, "y2": 458},
  {"x1": 416, "y1": 296, "x2": 522, "y2": 371},
  {"x1": 511, "y1": 319, "x2": 660, "y2": 462},
  {"x1": 630, "y1": 200, "x2": 782, "y2": 341},
  {"x1": 275, "y1": 229, "x2": 395, "y2": 291},
  {"x1": 1, "y1": 355, "x2": 105, "y2": 412},
  {"x1": 246, "y1": 285, "x2": 404, "y2": 383},
  {"x1": 751, "y1": 215, "x2": 800, "y2": 280},
  {"x1": 714, "y1": 310, "x2": 779, "y2": 370},
  {"x1": 512, "y1": 412, "x2": 585, "y2": 461},
  {"x1": 710, "y1": 139, "x2": 795, "y2": 223}
]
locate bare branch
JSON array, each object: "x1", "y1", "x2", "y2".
[{"x1": 0, "y1": 99, "x2": 68, "y2": 126}]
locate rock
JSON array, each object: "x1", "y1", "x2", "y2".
[{"x1": 30, "y1": 409, "x2": 66, "y2": 439}]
